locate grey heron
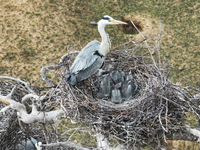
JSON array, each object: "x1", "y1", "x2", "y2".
[
  {"x1": 98, "y1": 70, "x2": 138, "y2": 104},
  {"x1": 67, "y1": 15, "x2": 127, "y2": 85}
]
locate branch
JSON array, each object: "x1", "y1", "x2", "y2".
[
  {"x1": 41, "y1": 142, "x2": 89, "y2": 150},
  {"x1": 186, "y1": 125, "x2": 200, "y2": 142},
  {"x1": 96, "y1": 133, "x2": 110, "y2": 149},
  {"x1": 40, "y1": 65, "x2": 59, "y2": 87},
  {"x1": 0, "y1": 106, "x2": 11, "y2": 113},
  {"x1": 41, "y1": 51, "x2": 80, "y2": 87},
  {"x1": 131, "y1": 21, "x2": 158, "y2": 70},
  {"x1": 59, "y1": 50, "x2": 80, "y2": 63},
  {"x1": 0, "y1": 98, "x2": 10, "y2": 106},
  {"x1": 0, "y1": 87, "x2": 64, "y2": 124},
  {"x1": 96, "y1": 133, "x2": 126, "y2": 150},
  {"x1": 160, "y1": 127, "x2": 199, "y2": 143},
  {"x1": 0, "y1": 76, "x2": 36, "y2": 94}
]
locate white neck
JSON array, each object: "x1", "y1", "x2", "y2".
[{"x1": 98, "y1": 23, "x2": 111, "y2": 56}]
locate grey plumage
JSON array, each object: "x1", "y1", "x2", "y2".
[
  {"x1": 111, "y1": 83, "x2": 122, "y2": 104},
  {"x1": 122, "y1": 80, "x2": 137, "y2": 101},
  {"x1": 67, "y1": 41, "x2": 104, "y2": 85},
  {"x1": 98, "y1": 74, "x2": 114, "y2": 99},
  {"x1": 110, "y1": 70, "x2": 125, "y2": 84},
  {"x1": 97, "y1": 70, "x2": 138, "y2": 104},
  {"x1": 16, "y1": 137, "x2": 39, "y2": 150},
  {"x1": 67, "y1": 15, "x2": 127, "y2": 85},
  {"x1": 122, "y1": 74, "x2": 138, "y2": 101}
]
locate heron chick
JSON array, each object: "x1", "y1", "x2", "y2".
[{"x1": 67, "y1": 15, "x2": 127, "y2": 85}]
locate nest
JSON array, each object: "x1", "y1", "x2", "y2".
[
  {"x1": 55, "y1": 40, "x2": 200, "y2": 147},
  {"x1": 1, "y1": 39, "x2": 200, "y2": 149}
]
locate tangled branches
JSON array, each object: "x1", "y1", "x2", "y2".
[
  {"x1": 0, "y1": 38, "x2": 200, "y2": 149},
  {"x1": 40, "y1": 37, "x2": 200, "y2": 148},
  {"x1": 59, "y1": 41, "x2": 200, "y2": 148}
]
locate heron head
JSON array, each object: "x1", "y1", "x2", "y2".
[{"x1": 98, "y1": 15, "x2": 127, "y2": 26}]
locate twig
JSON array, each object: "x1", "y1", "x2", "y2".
[
  {"x1": 131, "y1": 21, "x2": 159, "y2": 71},
  {"x1": 0, "y1": 76, "x2": 35, "y2": 94},
  {"x1": 41, "y1": 142, "x2": 89, "y2": 150}
]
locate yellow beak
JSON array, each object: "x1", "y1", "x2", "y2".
[{"x1": 112, "y1": 20, "x2": 127, "y2": 25}]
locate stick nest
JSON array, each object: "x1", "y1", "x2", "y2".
[
  {"x1": 1, "y1": 39, "x2": 200, "y2": 148},
  {"x1": 57, "y1": 40, "x2": 200, "y2": 146}
]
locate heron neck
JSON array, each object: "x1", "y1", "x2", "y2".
[{"x1": 98, "y1": 24, "x2": 111, "y2": 56}]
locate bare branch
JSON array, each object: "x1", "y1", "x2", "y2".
[
  {"x1": 0, "y1": 87, "x2": 64, "y2": 124},
  {"x1": 0, "y1": 106, "x2": 11, "y2": 113},
  {"x1": 22, "y1": 93, "x2": 40, "y2": 105},
  {"x1": 186, "y1": 125, "x2": 200, "y2": 142},
  {"x1": 131, "y1": 21, "x2": 158, "y2": 70},
  {"x1": 41, "y1": 142, "x2": 89, "y2": 150},
  {"x1": 0, "y1": 97, "x2": 10, "y2": 106},
  {"x1": 59, "y1": 50, "x2": 80, "y2": 63},
  {"x1": 96, "y1": 133, "x2": 126, "y2": 150},
  {"x1": 40, "y1": 65, "x2": 59, "y2": 87},
  {"x1": 0, "y1": 76, "x2": 35, "y2": 94},
  {"x1": 40, "y1": 50, "x2": 80, "y2": 87}
]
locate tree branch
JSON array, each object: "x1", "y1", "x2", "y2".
[
  {"x1": 0, "y1": 87, "x2": 64, "y2": 124},
  {"x1": 96, "y1": 133, "x2": 126, "y2": 150},
  {"x1": 41, "y1": 142, "x2": 89, "y2": 150},
  {"x1": 186, "y1": 125, "x2": 200, "y2": 142},
  {"x1": 0, "y1": 76, "x2": 36, "y2": 94}
]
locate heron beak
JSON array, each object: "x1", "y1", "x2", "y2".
[{"x1": 112, "y1": 20, "x2": 127, "y2": 25}]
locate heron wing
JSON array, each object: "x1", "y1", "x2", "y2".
[{"x1": 70, "y1": 40, "x2": 101, "y2": 73}]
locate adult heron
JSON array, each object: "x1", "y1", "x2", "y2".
[{"x1": 67, "y1": 15, "x2": 127, "y2": 85}]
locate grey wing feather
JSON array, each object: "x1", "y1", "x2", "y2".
[
  {"x1": 67, "y1": 40, "x2": 104, "y2": 85},
  {"x1": 70, "y1": 40, "x2": 101, "y2": 73}
]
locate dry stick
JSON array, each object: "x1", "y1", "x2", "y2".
[
  {"x1": 155, "y1": 29, "x2": 161, "y2": 69},
  {"x1": 75, "y1": 86, "x2": 90, "y2": 101},
  {"x1": 41, "y1": 81, "x2": 62, "y2": 112},
  {"x1": 0, "y1": 86, "x2": 64, "y2": 124},
  {"x1": 0, "y1": 106, "x2": 10, "y2": 113},
  {"x1": 66, "y1": 125, "x2": 81, "y2": 143},
  {"x1": 66, "y1": 84, "x2": 80, "y2": 120},
  {"x1": 60, "y1": 89, "x2": 70, "y2": 118},
  {"x1": 187, "y1": 102, "x2": 200, "y2": 118},
  {"x1": 40, "y1": 65, "x2": 60, "y2": 87},
  {"x1": 165, "y1": 99, "x2": 168, "y2": 132},
  {"x1": 42, "y1": 130, "x2": 48, "y2": 149},
  {"x1": 41, "y1": 142, "x2": 89, "y2": 150},
  {"x1": 78, "y1": 41, "x2": 83, "y2": 50},
  {"x1": 111, "y1": 40, "x2": 132, "y2": 51},
  {"x1": 157, "y1": 94, "x2": 191, "y2": 112},
  {"x1": 163, "y1": 132, "x2": 167, "y2": 144},
  {"x1": 0, "y1": 84, "x2": 17, "y2": 105},
  {"x1": 17, "y1": 115, "x2": 26, "y2": 132},
  {"x1": 131, "y1": 21, "x2": 159, "y2": 71},
  {"x1": 186, "y1": 125, "x2": 200, "y2": 142},
  {"x1": 0, "y1": 76, "x2": 35, "y2": 94},
  {"x1": 133, "y1": 20, "x2": 164, "y2": 88},
  {"x1": 156, "y1": 19, "x2": 162, "y2": 69},
  {"x1": 22, "y1": 93, "x2": 40, "y2": 105},
  {"x1": 0, "y1": 97, "x2": 10, "y2": 105},
  {"x1": 158, "y1": 109, "x2": 168, "y2": 132},
  {"x1": 59, "y1": 51, "x2": 80, "y2": 63}
]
